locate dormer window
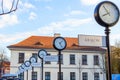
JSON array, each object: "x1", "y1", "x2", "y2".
[{"x1": 34, "y1": 42, "x2": 43, "y2": 45}]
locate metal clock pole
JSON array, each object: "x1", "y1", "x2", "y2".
[
  {"x1": 27, "y1": 70, "x2": 28, "y2": 80},
  {"x1": 105, "y1": 27, "x2": 111, "y2": 80},
  {"x1": 41, "y1": 58, "x2": 43, "y2": 80},
  {"x1": 58, "y1": 50, "x2": 61, "y2": 80}
]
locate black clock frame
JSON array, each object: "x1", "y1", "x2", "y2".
[
  {"x1": 53, "y1": 37, "x2": 67, "y2": 51},
  {"x1": 94, "y1": 1, "x2": 120, "y2": 27},
  {"x1": 38, "y1": 49, "x2": 47, "y2": 59},
  {"x1": 29, "y1": 56, "x2": 37, "y2": 63},
  {"x1": 24, "y1": 60, "x2": 31, "y2": 67}
]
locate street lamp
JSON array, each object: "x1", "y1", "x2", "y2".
[{"x1": 94, "y1": 1, "x2": 120, "y2": 80}]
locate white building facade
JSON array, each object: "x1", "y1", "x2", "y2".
[{"x1": 8, "y1": 34, "x2": 106, "y2": 80}]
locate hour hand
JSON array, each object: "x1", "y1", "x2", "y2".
[{"x1": 102, "y1": 13, "x2": 109, "y2": 16}]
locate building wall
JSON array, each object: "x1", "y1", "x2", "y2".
[{"x1": 10, "y1": 48, "x2": 106, "y2": 80}]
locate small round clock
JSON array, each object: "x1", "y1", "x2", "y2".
[
  {"x1": 38, "y1": 49, "x2": 47, "y2": 59},
  {"x1": 18, "y1": 66, "x2": 23, "y2": 71},
  {"x1": 94, "y1": 1, "x2": 119, "y2": 27},
  {"x1": 53, "y1": 37, "x2": 67, "y2": 51},
  {"x1": 24, "y1": 61, "x2": 31, "y2": 67},
  {"x1": 29, "y1": 56, "x2": 37, "y2": 63},
  {"x1": 21, "y1": 63, "x2": 26, "y2": 69}
]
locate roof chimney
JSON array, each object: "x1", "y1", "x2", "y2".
[{"x1": 54, "y1": 33, "x2": 61, "y2": 37}]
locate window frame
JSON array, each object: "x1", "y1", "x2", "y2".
[
  {"x1": 94, "y1": 72, "x2": 100, "y2": 80},
  {"x1": 32, "y1": 53, "x2": 38, "y2": 62},
  {"x1": 45, "y1": 72, "x2": 50, "y2": 80},
  {"x1": 70, "y1": 54, "x2": 75, "y2": 65},
  {"x1": 32, "y1": 71, "x2": 37, "y2": 80},
  {"x1": 18, "y1": 53, "x2": 24, "y2": 63},
  {"x1": 82, "y1": 55, "x2": 87, "y2": 65},
  {"x1": 70, "y1": 72, "x2": 76, "y2": 80},
  {"x1": 94, "y1": 55, "x2": 99, "y2": 65},
  {"x1": 82, "y1": 72, "x2": 88, "y2": 80}
]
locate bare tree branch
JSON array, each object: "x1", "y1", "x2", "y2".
[{"x1": 0, "y1": 0, "x2": 19, "y2": 15}]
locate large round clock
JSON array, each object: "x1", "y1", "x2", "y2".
[
  {"x1": 38, "y1": 49, "x2": 47, "y2": 59},
  {"x1": 53, "y1": 37, "x2": 67, "y2": 51},
  {"x1": 94, "y1": 1, "x2": 119, "y2": 27}
]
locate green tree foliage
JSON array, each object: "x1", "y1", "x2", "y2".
[{"x1": 111, "y1": 41, "x2": 120, "y2": 73}]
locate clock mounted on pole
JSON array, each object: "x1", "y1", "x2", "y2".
[{"x1": 94, "y1": 1, "x2": 120, "y2": 80}]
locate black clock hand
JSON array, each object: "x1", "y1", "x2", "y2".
[
  {"x1": 102, "y1": 13, "x2": 109, "y2": 16},
  {"x1": 59, "y1": 41, "x2": 63, "y2": 47},
  {"x1": 103, "y1": 5, "x2": 110, "y2": 16}
]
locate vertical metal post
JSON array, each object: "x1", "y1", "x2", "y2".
[
  {"x1": 32, "y1": 67, "x2": 34, "y2": 79},
  {"x1": 41, "y1": 59, "x2": 43, "y2": 80},
  {"x1": 105, "y1": 27, "x2": 111, "y2": 80},
  {"x1": 27, "y1": 70, "x2": 28, "y2": 80},
  {"x1": 58, "y1": 51, "x2": 61, "y2": 80}
]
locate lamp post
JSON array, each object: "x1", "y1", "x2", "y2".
[{"x1": 94, "y1": 1, "x2": 120, "y2": 80}]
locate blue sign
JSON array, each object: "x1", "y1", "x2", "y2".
[{"x1": 112, "y1": 74, "x2": 120, "y2": 80}]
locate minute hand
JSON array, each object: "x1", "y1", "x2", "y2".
[
  {"x1": 59, "y1": 41, "x2": 63, "y2": 47},
  {"x1": 103, "y1": 5, "x2": 110, "y2": 16}
]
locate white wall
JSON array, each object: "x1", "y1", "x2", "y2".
[{"x1": 10, "y1": 49, "x2": 106, "y2": 80}]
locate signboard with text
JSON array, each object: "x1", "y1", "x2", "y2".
[
  {"x1": 44, "y1": 55, "x2": 58, "y2": 62},
  {"x1": 78, "y1": 35, "x2": 106, "y2": 47},
  {"x1": 31, "y1": 63, "x2": 41, "y2": 67}
]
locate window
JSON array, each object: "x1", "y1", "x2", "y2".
[
  {"x1": 70, "y1": 54, "x2": 75, "y2": 64},
  {"x1": 45, "y1": 72, "x2": 50, "y2": 80},
  {"x1": 32, "y1": 53, "x2": 38, "y2": 62},
  {"x1": 82, "y1": 55, "x2": 87, "y2": 65},
  {"x1": 58, "y1": 54, "x2": 63, "y2": 64},
  {"x1": 45, "y1": 53, "x2": 51, "y2": 64},
  {"x1": 82, "y1": 72, "x2": 88, "y2": 80},
  {"x1": 94, "y1": 72, "x2": 99, "y2": 80},
  {"x1": 94, "y1": 55, "x2": 99, "y2": 65},
  {"x1": 57, "y1": 72, "x2": 63, "y2": 80},
  {"x1": 18, "y1": 73, "x2": 24, "y2": 80},
  {"x1": 32, "y1": 72, "x2": 37, "y2": 80},
  {"x1": 18, "y1": 53, "x2": 24, "y2": 63},
  {"x1": 70, "y1": 72, "x2": 76, "y2": 80}
]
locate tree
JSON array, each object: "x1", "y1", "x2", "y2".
[
  {"x1": 0, "y1": 47, "x2": 9, "y2": 61},
  {"x1": 111, "y1": 40, "x2": 120, "y2": 73},
  {"x1": 0, "y1": 47, "x2": 10, "y2": 77}
]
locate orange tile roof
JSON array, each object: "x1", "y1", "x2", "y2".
[{"x1": 7, "y1": 36, "x2": 106, "y2": 51}]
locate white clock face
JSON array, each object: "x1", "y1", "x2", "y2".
[
  {"x1": 24, "y1": 61, "x2": 31, "y2": 67},
  {"x1": 53, "y1": 37, "x2": 66, "y2": 50},
  {"x1": 30, "y1": 57, "x2": 37, "y2": 63},
  {"x1": 38, "y1": 49, "x2": 47, "y2": 58},
  {"x1": 99, "y1": 2, "x2": 119, "y2": 24}
]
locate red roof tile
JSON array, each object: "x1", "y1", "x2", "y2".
[{"x1": 7, "y1": 36, "x2": 106, "y2": 51}]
